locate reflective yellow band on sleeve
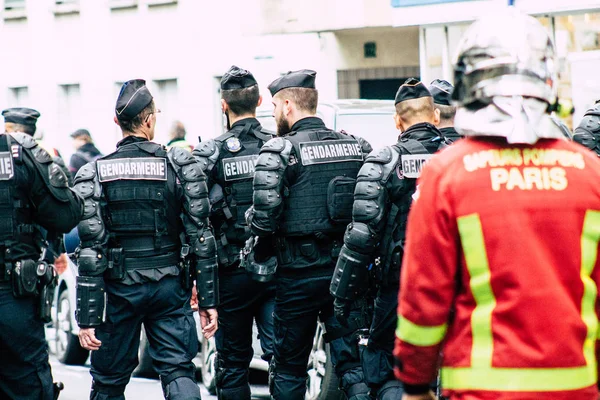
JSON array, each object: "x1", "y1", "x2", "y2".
[
  {"x1": 580, "y1": 210, "x2": 600, "y2": 363},
  {"x1": 457, "y1": 214, "x2": 496, "y2": 368},
  {"x1": 441, "y1": 365, "x2": 597, "y2": 392},
  {"x1": 396, "y1": 315, "x2": 447, "y2": 347}
]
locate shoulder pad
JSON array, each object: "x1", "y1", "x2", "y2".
[
  {"x1": 9, "y1": 132, "x2": 37, "y2": 149},
  {"x1": 73, "y1": 162, "x2": 97, "y2": 185},
  {"x1": 260, "y1": 137, "x2": 286, "y2": 153},
  {"x1": 49, "y1": 163, "x2": 69, "y2": 188},
  {"x1": 359, "y1": 146, "x2": 400, "y2": 183},
  {"x1": 32, "y1": 146, "x2": 53, "y2": 164},
  {"x1": 355, "y1": 136, "x2": 373, "y2": 155},
  {"x1": 365, "y1": 146, "x2": 393, "y2": 164},
  {"x1": 168, "y1": 146, "x2": 195, "y2": 166},
  {"x1": 193, "y1": 139, "x2": 220, "y2": 158}
]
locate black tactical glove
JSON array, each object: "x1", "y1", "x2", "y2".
[{"x1": 334, "y1": 298, "x2": 352, "y2": 327}]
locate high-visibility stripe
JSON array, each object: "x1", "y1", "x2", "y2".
[
  {"x1": 457, "y1": 214, "x2": 496, "y2": 368},
  {"x1": 396, "y1": 316, "x2": 447, "y2": 347},
  {"x1": 444, "y1": 211, "x2": 600, "y2": 392},
  {"x1": 441, "y1": 365, "x2": 596, "y2": 391},
  {"x1": 580, "y1": 211, "x2": 600, "y2": 363}
]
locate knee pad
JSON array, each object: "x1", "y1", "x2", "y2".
[
  {"x1": 376, "y1": 380, "x2": 403, "y2": 400},
  {"x1": 217, "y1": 385, "x2": 251, "y2": 400},
  {"x1": 162, "y1": 376, "x2": 200, "y2": 400}
]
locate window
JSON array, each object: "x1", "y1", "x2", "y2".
[
  {"x1": 4, "y1": 0, "x2": 24, "y2": 10},
  {"x1": 151, "y1": 79, "x2": 178, "y2": 146},
  {"x1": 57, "y1": 84, "x2": 82, "y2": 141},
  {"x1": 7, "y1": 86, "x2": 29, "y2": 107}
]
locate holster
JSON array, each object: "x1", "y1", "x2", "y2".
[
  {"x1": 105, "y1": 248, "x2": 124, "y2": 281},
  {"x1": 12, "y1": 260, "x2": 38, "y2": 298},
  {"x1": 180, "y1": 244, "x2": 192, "y2": 290},
  {"x1": 37, "y1": 261, "x2": 57, "y2": 323}
]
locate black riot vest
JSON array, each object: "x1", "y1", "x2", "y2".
[
  {"x1": 281, "y1": 129, "x2": 364, "y2": 237},
  {"x1": 211, "y1": 122, "x2": 272, "y2": 266},
  {"x1": 0, "y1": 135, "x2": 39, "y2": 268},
  {"x1": 377, "y1": 123, "x2": 444, "y2": 283},
  {"x1": 98, "y1": 140, "x2": 182, "y2": 258}
]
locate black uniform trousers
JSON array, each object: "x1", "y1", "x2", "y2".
[
  {"x1": 361, "y1": 281, "x2": 404, "y2": 399},
  {"x1": 0, "y1": 283, "x2": 54, "y2": 400},
  {"x1": 270, "y1": 266, "x2": 368, "y2": 400},
  {"x1": 90, "y1": 275, "x2": 200, "y2": 400},
  {"x1": 214, "y1": 267, "x2": 275, "y2": 400}
]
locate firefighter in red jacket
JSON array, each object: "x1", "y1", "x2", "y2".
[{"x1": 394, "y1": 9, "x2": 600, "y2": 400}]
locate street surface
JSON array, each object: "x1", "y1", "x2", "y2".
[{"x1": 49, "y1": 354, "x2": 270, "y2": 400}]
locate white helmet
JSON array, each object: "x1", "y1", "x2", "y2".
[{"x1": 451, "y1": 8, "x2": 556, "y2": 108}]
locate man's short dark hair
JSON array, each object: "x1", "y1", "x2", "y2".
[
  {"x1": 221, "y1": 84, "x2": 260, "y2": 115},
  {"x1": 13, "y1": 123, "x2": 36, "y2": 135},
  {"x1": 278, "y1": 87, "x2": 318, "y2": 113},
  {"x1": 395, "y1": 97, "x2": 435, "y2": 123},
  {"x1": 436, "y1": 104, "x2": 456, "y2": 121},
  {"x1": 117, "y1": 101, "x2": 155, "y2": 133}
]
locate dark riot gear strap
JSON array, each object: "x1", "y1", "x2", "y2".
[{"x1": 75, "y1": 275, "x2": 105, "y2": 327}]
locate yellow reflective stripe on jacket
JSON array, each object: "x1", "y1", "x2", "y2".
[
  {"x1": 581, "y1": 211, "x2": 600, "y2": 362},
  {"x1": 457, "y1": 214, "x2": 495, "y2": 368},
  {"x1": 444, "y1": 212, "x2": 599, "y2": 392},
  {"x1": 396, "y1": 315, "x2": 447, "y2": 347},
  {"x1": 441, "y1": 366, "x2": 596, "y2": 391}
]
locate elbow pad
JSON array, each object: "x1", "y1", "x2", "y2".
[{"x1": 330, "y1": 246, "x2": 371, "y2": 301}]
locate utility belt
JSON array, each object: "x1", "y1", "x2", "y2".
[
  {"x1": 371, "y1": 246, "x2": 403, "y2": 288},
  {"x1": 104, "y1": 248, "x2": 180, "y2": 281},
  {"x1": 274, "y1": 234, "x2": 342, "y2": 268},
  {"x1": 1, "y1": 258, "x2": 57, "y2": 322}
]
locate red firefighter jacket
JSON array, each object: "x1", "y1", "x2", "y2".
[{"x1": 394, "y1": 137, "x2": 600, "y2": 400}]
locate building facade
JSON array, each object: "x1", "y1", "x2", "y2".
[{"x1": 1, "y1": 0, "x2": 599, "y2": 161}]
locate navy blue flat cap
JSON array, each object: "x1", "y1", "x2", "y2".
[
  {"x1": 2, "y1": 107, "x2": 40, "y2": 127},
  {"x1": 429, "y1": 79, "x2": 454, "y2": 106},
  {"x1": 221, "y1": 66, "x2": 258, "y2": 90},
  {"x1": 395, "y1": 78, "x2": 432, "y2": 105},
  {"x1": 115, "y1": 79, "x2": 153, "y2": 120},
  {"x1": 268, "y1": 69, "x2": 317, "y2": 97}
]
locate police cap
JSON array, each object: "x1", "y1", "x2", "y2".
[
  {"x1": 221, "y1": 66, "x2": 258, "y2": 90},
  {"x1": 115, "y1": 79, "x2": 153, "y2": 121},
  {"x1": 268, "y1": 69, "x2": 316, "y2": 97},
  {"x1": 2, "y1": 107, "x2": 40, "y2": 127},
  {"x1": 394, "y1": 78, "x2": 432, "y2": 105},
  {"x1": 429, "y1": 79, "x2": 454, "y2": 106}
]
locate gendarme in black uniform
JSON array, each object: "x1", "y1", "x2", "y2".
[
  {"x1": 74, "y1": 80, "x2": 218, "y2": 400},
  {"x1": 193, "y1": 66, "x2": 275, "y2": 400},
  {"x1": 247, "y1": 70, "x2": 372, "y2": 400},
  {"x1": 330, "y1": 79, "x2": 447, "y2": 400},
  {"x1": 429, "y1": 79, "x2": 463, "y2": 144},
  {"x1": 0, "y1": 108, "x2": 83, "y2": 399}
]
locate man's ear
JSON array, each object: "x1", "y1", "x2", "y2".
[
  {"x1": 433, "y1": 108, "x2": 441, "y2": 126},
  {"x1": 113, "y1": 116, "x2": 120, "y2": 126},
  {"x1": 284, "y1": 99, "x2": 293, "y2": 117},
  {"x1": 394, "y1": 113, "x2": 403, "y2": 132},
  {"x1": 257, "y1": 95, "x2": 263, "y2": 108},
  {"x1": 221, "y1": 99, "x2": 228, "y2": 114}
]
